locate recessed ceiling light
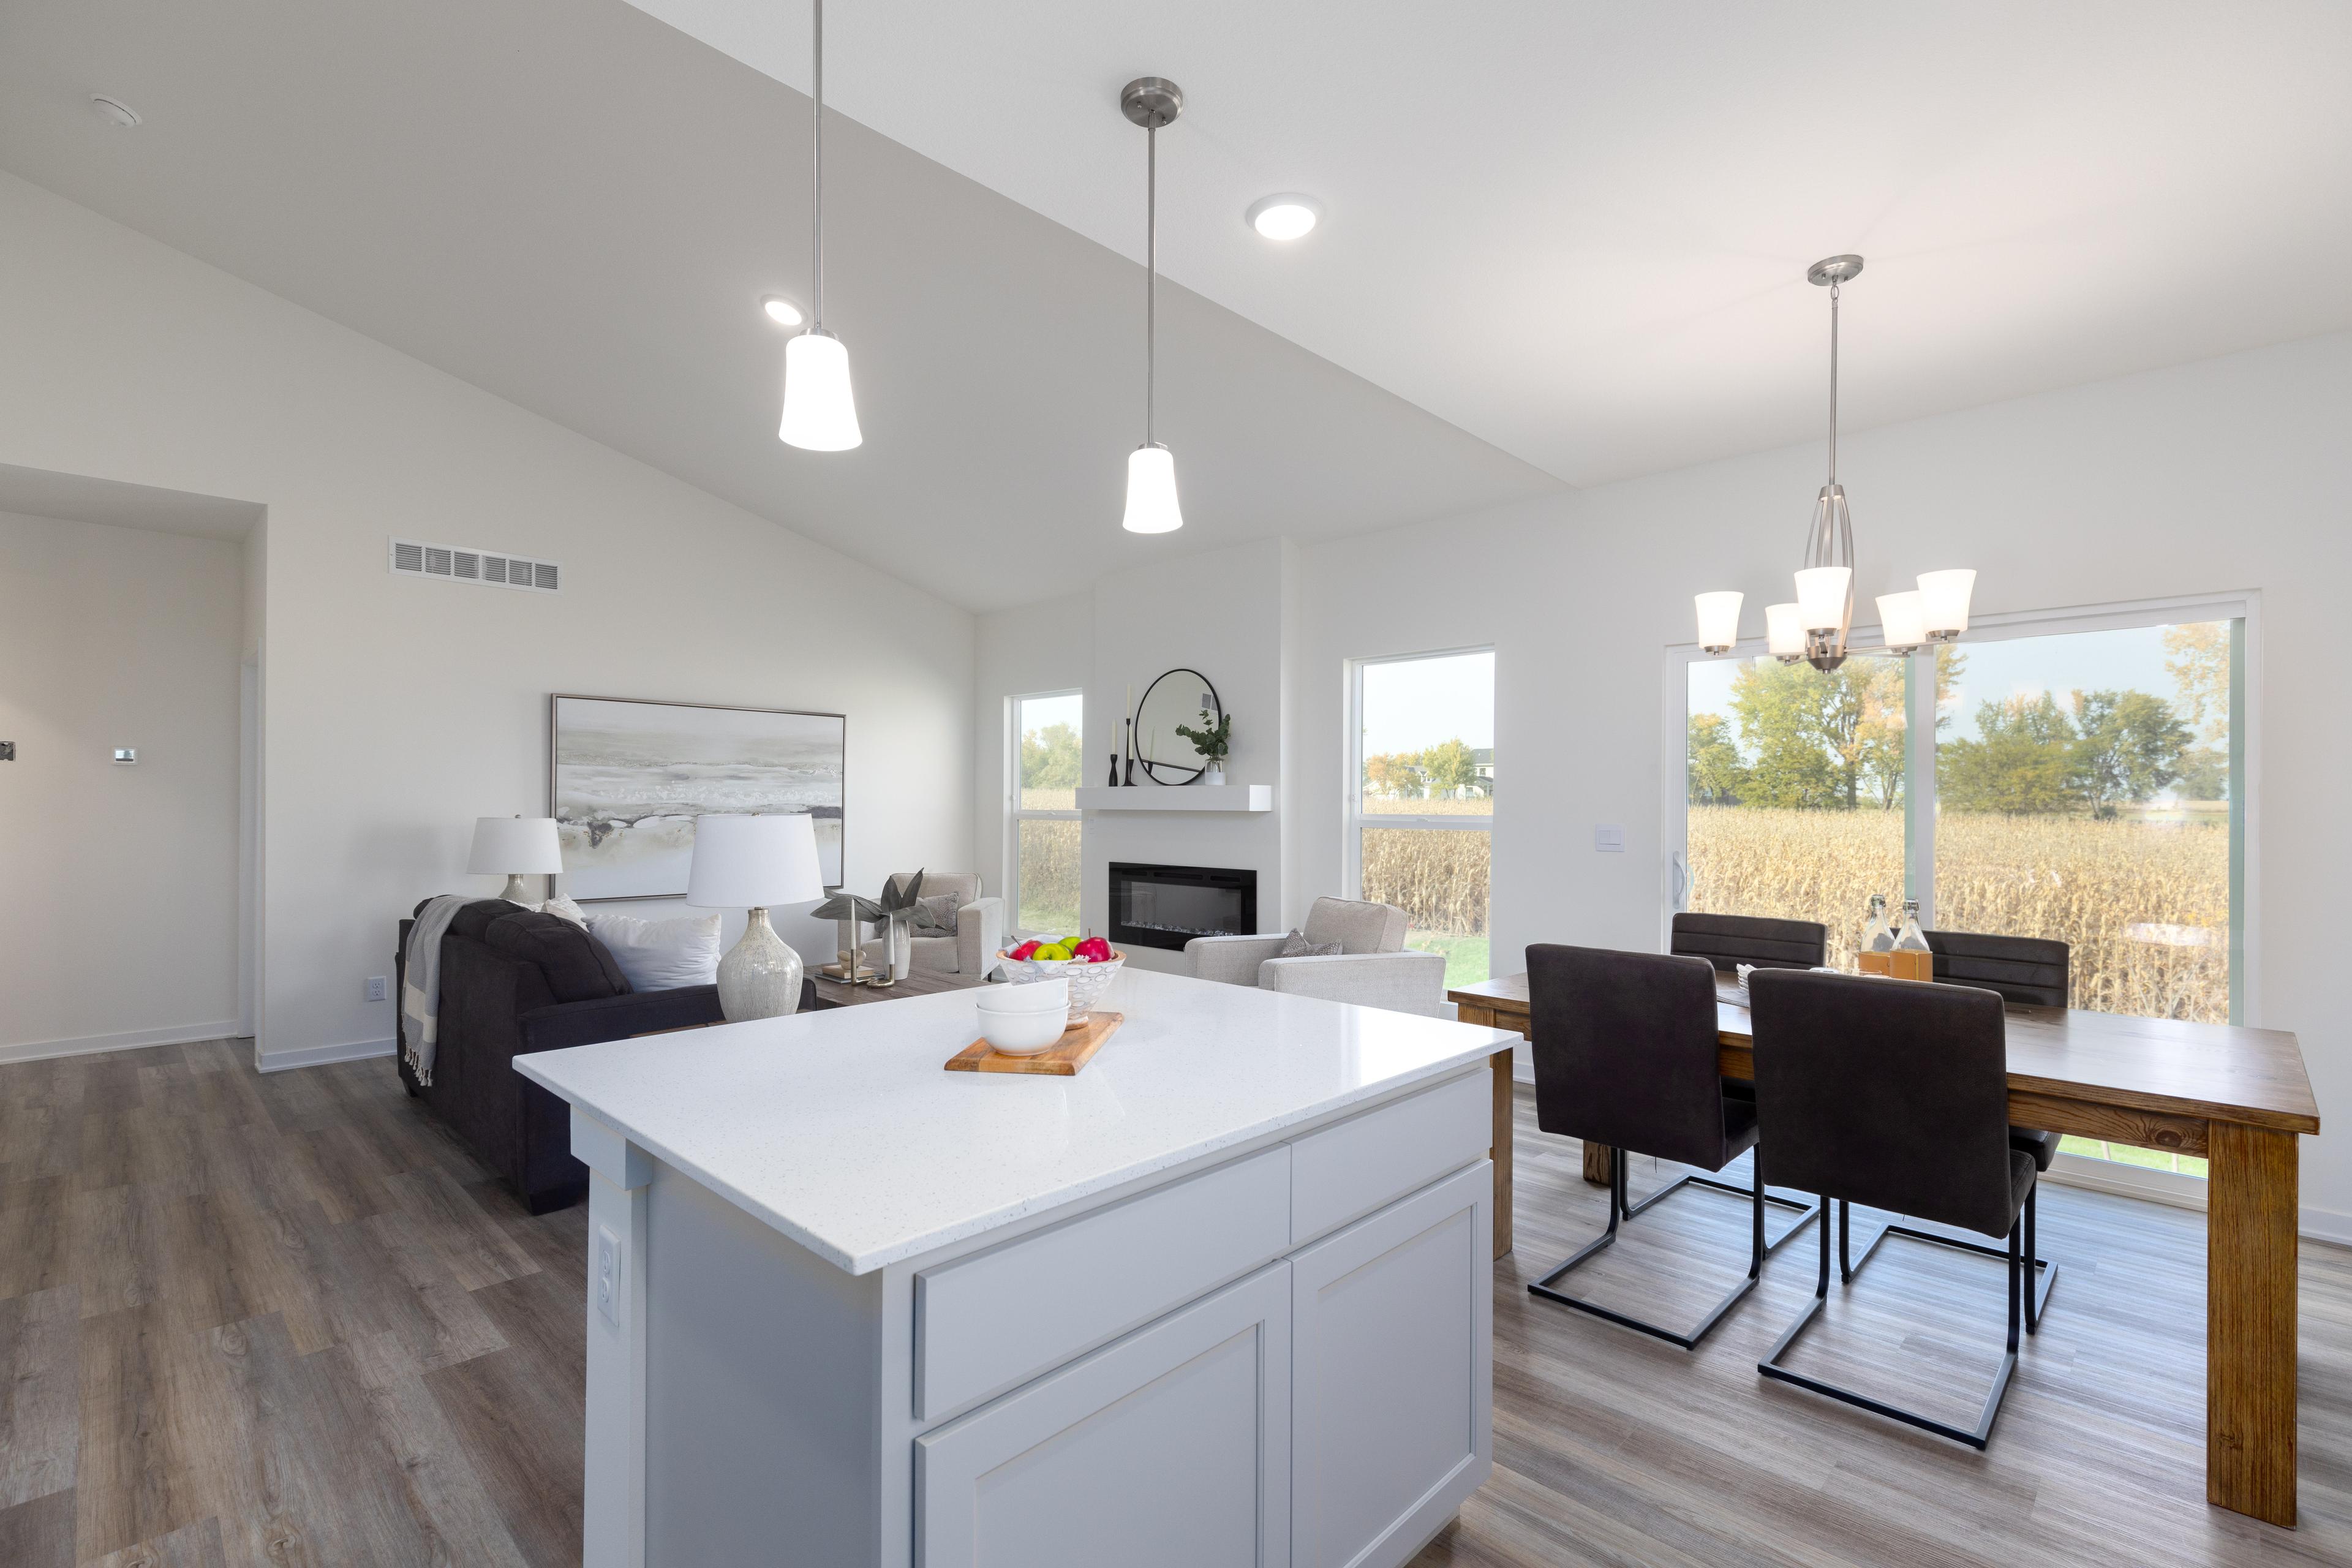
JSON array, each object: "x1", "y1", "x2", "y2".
[
  {"x1": 1246, "y1": 194, "x2": 1321, "y2": 241},
  {"x1": 761, "y1": 294, "x2": 805, "y2": 328},
  {"x1": 90, "y1": 95, "x2": 141, "y2": 129}
]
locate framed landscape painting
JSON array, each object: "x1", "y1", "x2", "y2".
[{"x1": 549, "y1": 694, "x2": 845, "y2": 900}]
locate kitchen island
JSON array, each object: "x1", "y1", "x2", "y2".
[{"x1": 516, "y1": 965, "x2": 1517, "y2": 1568}]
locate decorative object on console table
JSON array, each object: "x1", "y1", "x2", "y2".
[
  {"x1": 549, "y1": 693, "x2": 844, "y2": 900},
  {"x1": 1133, "y1": 666, "x2": 1222, "y2": 784},
  {"x1": 872, "y1": 868, "x2": 927, "y2": 984},
  {"x1": 810, "y1": 888, "x2": 884, "y2": 986},
  {"x1": 468, "y1": 815, "x2": 563, "y2": 904},
  {"x1": 1174, "y1": 706, "x2": 1231, "y2": 785},
  {"x1": 686, "y1": 812, "x2": 824, "y2": 1021}
]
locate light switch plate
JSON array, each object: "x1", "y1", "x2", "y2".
[
  {"x1": 1593, "y1": 824, "x2": 1626, "y2": 853},
  {"x1": 595, "y1": 1224, "x2": 622, "y2": 1327}
]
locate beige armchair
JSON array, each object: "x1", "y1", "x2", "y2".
[
  {"x1": 858, "y1": 872, "x2": 1005, "y2": 978},
  {"x1": 1185, "y1": 896, "x2": 1449, "y2": 1018}
]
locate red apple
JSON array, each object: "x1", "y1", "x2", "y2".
[
  {"x1": 1075, "y1": 937, "x2": 1112, "y2": 963},
  {"x1": 1009, "y1": 940, "x2": 1041, "y2": 960}
]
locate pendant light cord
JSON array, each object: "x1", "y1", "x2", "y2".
[
  {"x1": 810, "y1": 0, "x2": 825, "y2": 330},
  {"x1": 1146, "y1": 120, "x2": 1157, "y2": 445},
  {"x1": 1826, "y1": 278, "x2": 1839, "y2": 485}
]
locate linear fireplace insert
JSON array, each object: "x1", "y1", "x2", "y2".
[{"x1": 1107, "y1": 862, "x2": 1259, "y2": 953}]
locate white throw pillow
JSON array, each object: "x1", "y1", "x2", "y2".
[
  {"x1": 538, "y1": 896, "x2": 589, "y2": 929},
  {"x1": 586, "y1": 911, "x2": 722, "y2": 991}
]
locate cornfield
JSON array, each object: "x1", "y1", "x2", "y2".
[
  {"x1": 1360, "y1": 799, "x2": 1491, "y2": 936},
  {"x1": 1687, "y1": 805, "x2": 2230, "y2": 1022}
]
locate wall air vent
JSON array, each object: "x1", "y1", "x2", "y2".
[{"x1": 388, "y1": 538, "x2": 560, "y2": 594}]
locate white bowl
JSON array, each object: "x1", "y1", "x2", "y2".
[
  {"x1": 978, "y1": 976, "x2": 1069, "y2": 1015},
  {"x1": 978, "y1": 1005, "x2": 1070, "y2": 1055}
]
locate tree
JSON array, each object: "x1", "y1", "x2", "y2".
[
  {"x1": 1725, "y1": 656, "x2": 1905, "y2": 810},
  {"x1": 2071, "y1": 689, "x2": 2190, "y2": 816},
  {"x1": 1937, "y1": 693, "x2": 2079, "y2": 813},
  {"x1": 2165, "y1": 622, "x2": 2231, "y2": 743},
  {"x1": 1419, "y1": 738, "x2": 1480, "y2": 798},
  {"x1": 1019, "y1": 721, "x2": 1081, "y2": 794},
  {"x1": 1686, "y1": 713, "x2": 1747, "y2": 805},
  {"x1": 1362, "y1": 752, "x2": 1423, "y2": 799},
  {"x1": 2176, "y1": 747, "x2": 2229, "y2": 803}
]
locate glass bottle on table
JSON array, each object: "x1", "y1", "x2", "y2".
[
  {"x1": 1861, "y1": 894, "x2": 1893, "y2": 956},
  {"x1": 1893, "y1": 899, "x2": 1929, "y2": 951}
]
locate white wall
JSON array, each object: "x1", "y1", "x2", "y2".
[
  {"x1": 0, "y1": 171, "x2": 975, "y2": 1068},
  {"x1": 0, "y1": 509, "x2": 243, "y2": 1058}
]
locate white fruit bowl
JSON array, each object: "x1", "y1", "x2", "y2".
[{"x1": 995, "y1": 949, "x2": 1126, "y2": 1027}]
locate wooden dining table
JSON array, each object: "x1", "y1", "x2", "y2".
[{"x1": 1450, "y1": 969, "x2": 2323, "y2": 1529}]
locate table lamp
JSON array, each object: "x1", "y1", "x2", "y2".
[
  {"x1": 469, "y1": 816, "x2": 564, "y2": 904},
  {"x1": 687, "y1": 813, "x2": 825, "y2": 1021}
]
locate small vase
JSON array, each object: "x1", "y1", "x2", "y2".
[
  {"x1": 1203, "y1": 761, "x2": 1226, "y2": 786},
  {"x1": 888, "y1": 918, "x2": 913, "y2": 981},
  {"x1": 717, "y1": 907, "x2": 804, "y2": 1021}
]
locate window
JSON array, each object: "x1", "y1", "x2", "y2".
[
  {"x1": 1673, "y1": 598, "x2": 2248, "y2": 1180},
  {"x1": 1009, "y1": 691, "x2": 1082, "y2": 938},
  {"x1": 1348, "y1": 650, "x2": 1493, "y2": 987}
]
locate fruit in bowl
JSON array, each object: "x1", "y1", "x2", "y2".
[{"x1": 993, "y1": 941, "x2": 1128, "y2": 1026}]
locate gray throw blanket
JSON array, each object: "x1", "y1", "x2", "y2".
[{"x1": 401, "y1": 894, "x2": 470, "y2": 1088}]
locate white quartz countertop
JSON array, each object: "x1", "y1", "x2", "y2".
[{"x1": 514, "y1": 968, "x2": 1515, "y2": 1275}]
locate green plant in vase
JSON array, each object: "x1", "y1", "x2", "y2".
[{"x1": 1174, "y1": 709, "x2": 1232, "y2": 785}]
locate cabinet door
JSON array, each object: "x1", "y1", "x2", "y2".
[
  {"x1": 916, "y1": 1262, "x2": 1291, "y2": 1568},
  {"x1": 1291, "y1": 1162, "x2": 1492, "y2": 1568}
]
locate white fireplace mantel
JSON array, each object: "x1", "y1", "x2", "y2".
[{"x1": 1076, "y1": 785, "x2": 1274, "y2": 813}]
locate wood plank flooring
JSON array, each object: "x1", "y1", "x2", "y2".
[{"x1": 2, "y1": 1039, "x2": 2347, "y2": 1565}]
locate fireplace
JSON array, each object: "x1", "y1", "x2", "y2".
[{"x1": 1107, "y1": 862, "x2": 1259, "y2": 953}]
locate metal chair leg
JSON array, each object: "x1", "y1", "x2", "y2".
[
  {"x1": 1757, "y1": 1192, "x2": 2028, "y2": 1451},
  {"x1": 1529, "y1": 1146, "x2": 1819, "y2": 1351}
]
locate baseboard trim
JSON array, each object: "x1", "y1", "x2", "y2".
[
  {"x1": 2301, "y1": 1205, "x2": 2352, "y2": 1248},
  {"x1": 0, "y1": 1020, "x2": 246, "y2": 1066},
  {"x1": 255, "y1": 1037, "x2": 396, "y2": 1074}
]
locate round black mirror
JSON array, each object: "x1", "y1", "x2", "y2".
[{"x1": 1133, "y1": 668, "x2": 1223, "y2": 785}]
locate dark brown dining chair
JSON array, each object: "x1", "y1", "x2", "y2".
[
  {"x1": 1671, "y1": 912, "x2": 1827, "y2": 1105},
  {"x1": 1747, "y1": 968, "x2": 2045, "y2": 1449},
  {"x1": 1924, "y1": 928, "x2": 2070, "y2": 1327},
  {"x1": 1525, "y1": 944, "x2": 1817, "y2": 1349}
]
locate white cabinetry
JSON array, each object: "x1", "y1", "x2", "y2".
[
  {"x1": 916, "y1": 1264, "x2": 1293, "y2": 1568},
  {"x1": 1291, "y1": 1163, "x2": 1493, "y2": 1568}
]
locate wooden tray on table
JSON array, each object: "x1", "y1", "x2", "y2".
[{"x1": 946, "y1": 1012, "x2": 1125, "y2": 1076}]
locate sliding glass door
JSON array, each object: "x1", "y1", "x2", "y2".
[{"x1": 1673, "y1": 600, "x2": 2248, "y2": 1178}]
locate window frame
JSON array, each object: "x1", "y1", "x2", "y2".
[
  {"x1": 1660, "y1": 590, "x2": 2262, "y2": 1209},
  {"x1": 1343, "y1": 644, "x2": 1496, "y2": 916},
  {"x1": 1006, "y1": 687, "x2": 1084, "y2": 940}
]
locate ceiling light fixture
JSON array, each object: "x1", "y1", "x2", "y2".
[
  {"x1": 1118, "y1": 76, "x2": 1185, "y2": 535},
  {"x1": 1246, "y1": 193, "x2": 1321, "y2": 241},
  {"x1": 761, "y1": 294, "x2": 804, "y2": 328},
  {"x1": 1696, "y1": 255, "x2": 1975, "y2": 667},
  {"x1": 90, "y1": 95, "x2": 141, "y2": 128},
  {"x1": 777, "y1": 0, "x2": 862, "y2": 451}
]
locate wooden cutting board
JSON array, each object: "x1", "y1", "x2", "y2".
[{"x1": 946, "y1": 1012, "x2": 1125, "y2": 1076}]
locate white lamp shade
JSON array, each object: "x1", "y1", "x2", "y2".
[
  {"x1": 1918, "y1": 568, "x2": 1977, "y2": 638},
  {"x1": 1694, "y1": 590, "x2": 1743, "y2": 651},
  {"x1": 1120, "y1": 443, "x2": 1183, "y2": 533},
  {"x1": 1765, "y1": 602, "x2": 1806, "y2": 658},
  {"x1": 778, "y1": 330, "x2": 863, "y2": 451},
  {"x1": 1793, "y1": 566, "x2": 1852, "y2": 633},
  {"x1": 468, "y1": 816, "x2": 563, "y2": 875},
  {"x1": 1875, "y1": 590, "x2": 1926, "y2": 652},
  {"x1": 686, "y1": 813, "x2": 824, "y2": 908}
]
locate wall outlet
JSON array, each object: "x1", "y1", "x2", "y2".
[
  {"x1": 595, "y1": 1224, "x2": 623, "y2": 1327},
  {"x1": 1593, "y1": 824, "x2": 1626, "y2": 853},
  {"x1": 364, "y1": 976, "x2": 388, "y2": 1003}
]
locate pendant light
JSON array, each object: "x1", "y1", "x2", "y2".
[
  {"x1": 1695, "y1": 255, "x2": 1976, "y2": 666},
  {"x1": 777, "y1": 0, "x2": 862, "y2": 451},
  {"x1": 1118, "y1": 77, "x2": 1184, "y2": 534}
]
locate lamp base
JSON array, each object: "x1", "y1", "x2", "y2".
[
  {"x1": 500, "y1": 873, "x2": 535, "y2": 905},
  {"x1": 717, "y1": 907, "x2": 804, "y2": 1022}
]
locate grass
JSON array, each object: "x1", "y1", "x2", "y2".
[
  {"x1": 2059, "y1": 1134, "x2": 2208, "y2": 1178},
  {"x1": 1407, "y1": 931, "x2": 1491, "y2": 989}
]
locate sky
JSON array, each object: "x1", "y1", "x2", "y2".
[
  {"x1": 1360, "y1": 650, "x2": 1495, "y2": 755},
  {"x1": 1687, "y1": 620, "x2": 2228, "y2": 752}
]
